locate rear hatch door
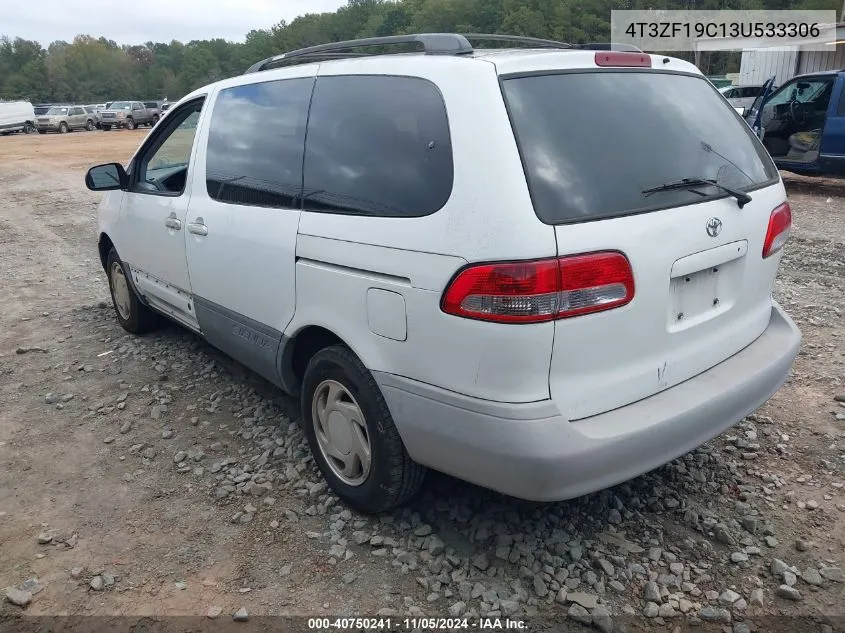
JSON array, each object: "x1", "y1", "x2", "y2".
[{"x1": 501, "y1": 64, "x2": 788, "y2": 421}]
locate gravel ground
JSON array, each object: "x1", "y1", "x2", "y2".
[{"x1": 0, "y1": 132, "x2": 843, "y2": 632}]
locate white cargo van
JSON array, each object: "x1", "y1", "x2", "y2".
[{"x1": 0, "y1": 101, "x2": 36, "y2": 135}]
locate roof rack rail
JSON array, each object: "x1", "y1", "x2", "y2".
[
  {"x1": 244, "y1": 33, "x2": 473, "y2": 74},
  {"x1": 462, "y1": 33, "x2": 574, "y2": 49},
  {"x1": 243, "y1": 33, "x2": 643, "y2": 74},
  {"x1": 578, "y1": 42, "x2": 644, "y2": 52}
]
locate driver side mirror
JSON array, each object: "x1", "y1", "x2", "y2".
[{"x1": 85, "y1": 163, "x2": 128, "y2": 191}]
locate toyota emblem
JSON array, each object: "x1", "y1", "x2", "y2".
[{"x1": 706, "y1": 217, "x2": 722, "y2": 237}]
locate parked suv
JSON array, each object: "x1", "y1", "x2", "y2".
[
  {"x1": 83, "y1": 105, "x2": 103, "y2": 129},
  {"x1": 36, "y1": 105, "x2": 96, "y2": 133},
  {"x1": 86, "y1": 34, "x2": 801, "y2": 513}
]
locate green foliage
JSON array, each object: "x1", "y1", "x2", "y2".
[{"x1": 0, "y1": 0, "x2": 841, "y2": 102}]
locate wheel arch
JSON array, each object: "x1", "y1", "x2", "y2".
[
  {"x1": 99, "y1": 234, "x2": 150, "y2": 309},
  {"x1": 98, "y1": 232, "x2": 115, "y2": 271},
  {"x1": 278, "y1": 324, "x2": 366, "y2": 396}
]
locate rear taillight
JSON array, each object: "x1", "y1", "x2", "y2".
[
  {"x1": 441, "y1": 251, "x2": 635, "y2": 323},
  {"x1": 762, "y1": 202, "x2": 792, "y2": 258},
  {"x1": 594, "y1": 51, "x2": 652, "y2": 67}
]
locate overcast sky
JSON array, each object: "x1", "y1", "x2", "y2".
[{"x1": 2, "y1": 0, "x2": 348, "y2": 46}]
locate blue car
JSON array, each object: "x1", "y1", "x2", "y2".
[{"x1": 746, "y1": 69, "x2": 845, "y2": 177}]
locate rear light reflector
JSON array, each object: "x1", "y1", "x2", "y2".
[
  {"x1": 594, "y1": 51, "x2": 652, "y2": 67},
  {"x1": 762, "y1": 202, "x2": 792, "y2": 258},
  {"x1": 441, "y1": 251, "x2": 635, "y2": 323}
]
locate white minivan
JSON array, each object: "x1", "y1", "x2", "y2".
[{"x1": 86, "y1": 34, "x2": 801, "y2": 513}]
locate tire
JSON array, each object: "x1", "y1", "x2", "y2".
[
  {"x1": 58, "y1": 121, "x2": 68, "y2": 134},
  {"x1": 23, "y1": 122, "x2": 34, "y2": 134},
  {"x1": 105, "y1": 248, "x2": 158, "y2": 334},
  {"x1": 85, "y1": 119, "x2": 94, "y2": 131},
  {"x1": 102, "y1": 125, "x2": 111, "y2": 131},
  {"x1": 125, "y1": 118, "x2": 135, "y2": 130},
  {"x1": 152, "y1": 114, "x2": 159, "y2": 125},
  {"x1": 301, "y1": 345, "x2": 426, "y2": 513}
]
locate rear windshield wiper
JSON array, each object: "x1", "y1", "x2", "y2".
[{"x1": 641, "y1": 177, "x2": 752, "y2": 209}]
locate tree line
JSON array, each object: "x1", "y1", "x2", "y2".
[{"x1": 0, "y1": 0, "x2": 840, "y2": 104}]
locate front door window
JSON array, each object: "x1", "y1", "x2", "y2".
[{"x1": 132, "y1": 100, "x2": 204, "y2": 196}]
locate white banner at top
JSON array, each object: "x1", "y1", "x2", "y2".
[{"x1": 610, "y1": 10, "x2": 838, "y2": 52}]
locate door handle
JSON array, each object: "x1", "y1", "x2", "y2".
[
  {"x1": 164, "y1": 217, "x2": 182, "y2": 230},
  {"x1": 187, "y1": 218, "x2": 208, "y2": 236}
]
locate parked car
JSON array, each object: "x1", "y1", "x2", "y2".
[
  {"x1": 99, "y1": 101, "x2": 158, "y2": 130},
  {"x1": 85, "y1": 33, "x2": 801, "y2": 513},
  {"x1": 33, "y1": 104, "x2": 52, "y2": 116},
  {"x1": 158, "y1": 102, "x2": 173, "y2": 121},
  {"x1": 143, "y1": 100, "x2": 164, "y2": 121},
  {"x1": 747, "y1": 70, "x2": 845, "y2": 177},
  {"x1": 35, "y1": 104, "x2": 97, "y2": 133},
  {"x1": 0, "y1": 100, "x2": 36, "y2": 135},
  {"x1": 83, "y1": 105, "x2": 103, "y2": 128},
  {"x1": 719, "y1": 84, "x2": 768, "y2": 116}
]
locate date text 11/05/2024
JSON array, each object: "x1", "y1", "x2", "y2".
[{"x1": 307, "y1": 617, "x2": 527, "y2": 630}]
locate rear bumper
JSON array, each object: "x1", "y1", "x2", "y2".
[{"x1": 376, "y1": 302, "x2": 801, "y2": 502}]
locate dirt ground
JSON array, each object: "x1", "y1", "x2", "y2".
[{"x1": 0, "y1": 130, "x2": 843, "y2": 632}]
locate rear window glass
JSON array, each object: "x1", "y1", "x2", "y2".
[
  {"x1": 502, "y1": 71, "x2": 778, "y2": 224},
  {"x1": 302, "y1": 75, "x2": 453, "y2": 217}
]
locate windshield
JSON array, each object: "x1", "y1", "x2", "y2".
[
  {"x1": 46, "y1": 107, "x2": 69, "y2": 115},
  {"x1": 766, "y1": 78, "x2": 832, "y2": 107},
  {"x1": 110, "y1": 101, "x2": 132, "y2": 110},
  {"x1": 501, "y1": 71, "x2": 778, "y2": 224}
]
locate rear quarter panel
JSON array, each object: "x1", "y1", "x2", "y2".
[{"x1": 290, "y1": 56, "x2": 557, "y2": 402}]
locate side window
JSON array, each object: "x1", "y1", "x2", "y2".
[
  {"x1": 303, "y1": 75, "x2": 453, "y2": 217},
  {"x1": 71, "y1": 107, "x2": 83, "y2": 115},
  {"x1": 206, "y1": 77, "x2": 313, "y2": 209},
  {"x1": 133, "y1": 98, "x2": 205, "y2": 195}
]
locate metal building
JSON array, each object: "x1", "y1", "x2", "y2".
[
  {"x1": 739, "y1": 40, "x2": 845, "y2": 86},
  {"x1": 695, "y1": 22, "x2": 845, "y2": 86}
]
